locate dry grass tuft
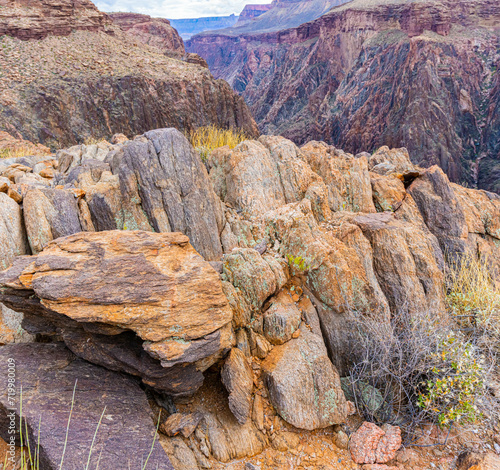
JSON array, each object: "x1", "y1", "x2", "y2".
[
  {"x1": 188, "y1": 125, "x2": 248, "y2": 161},
  {"x1": 0, "y1": 146, "x2": 49, "y2": 160},
  {"x1": 446, "y1": 252, "x2": 500, "y2": 332}
]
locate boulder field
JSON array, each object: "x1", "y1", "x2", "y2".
[{"x1": 0, "y1": 128, "x2": 499, "y2": 468}]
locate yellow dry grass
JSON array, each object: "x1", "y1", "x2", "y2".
[
  {"x1": 447, "y1": 252, "x2": 500, "y2": 332},
  {"x1": 0, "y1": 146, "x2": 48, "y2": 160},
  {"x1": 189, "y1": 125, "x2": 248, "y2": 161}
]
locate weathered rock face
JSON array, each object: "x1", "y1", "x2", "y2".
[
  {"x1": 261, "y1": 328, "x2": 348, "y2": 430},
  {"x1": 237, "y1": 4, "x2": 272, "y2": 25},
  {"x1": 109, "y1": 12, "x2": 185, "y2": 53},
  {"x1": 0, "y1": 0, "x2": 110, "y2": 40},
  {"x1": 109, "y1": 128, "x2": 225, "y2": 261},
  {"x1": 188, "y1": 0, "x2": 500, "y2": 190},
  {"x1": 0, "y1": 192, "x2": 28, "y2": 270},
  {"x1": 0, "y1": 343, "x2": 174, "y2": 470},
  {"x1": 0, "y1": 231, "x2": 233, "y2": 395},
  {"x1": 0, "y1": 3, "x2": 258, "y2": 148}
]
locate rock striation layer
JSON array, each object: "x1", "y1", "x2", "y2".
[
  {"x1": 108, "y1": 12, "x2": 185, "y2": 53},
  {"x1": 0, "y1": 0, "x2": 110, "y2": 40}
]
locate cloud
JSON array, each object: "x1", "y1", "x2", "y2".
[{"x1": 93, "y1": 0, "x2": 271, "y2": 19}]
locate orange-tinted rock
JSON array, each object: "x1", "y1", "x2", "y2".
[
  {"x1": 350, "y1": 422, "x2": 401, "y2": 465},
  {"x1": 0, "y1": 231, "x2": 233, "y2": 395}
]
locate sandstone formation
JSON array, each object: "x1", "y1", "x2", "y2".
[
  {"x1": 109, "y1": 12, "x2": 185, "y2": 53},
  {"x1": 187, "y1": 0, "x2": 500, "y2": 191},
  {"x1": 0, "y1": 343, "x2": 173, "y2": 469},
  {"x1": 0, "y1": 1, "x2": 258, "y2": 148}
]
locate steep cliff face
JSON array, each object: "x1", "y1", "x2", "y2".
[
  {"x1": 0, "y1": 1, "x2": 258, "y2": 148},
  {"x1": 188, "y1": 0, "x2": 500, "y2": 189},
  {"x1": 108, "y1": 12, "x2": 185, "y2": 53},
  {"x1": 237, "y1": 4, "x2": 273, "y2": 25},
  {"x1": 0, "y1": 0, "x2": 110, "y2": 39}
]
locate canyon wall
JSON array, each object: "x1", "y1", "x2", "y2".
[
  {"x1": 187, "y1": 0, "x2": 500, "y2": 190},
  {"x1": 0, "y1": 0, "x2": 258, "y2": 148}
]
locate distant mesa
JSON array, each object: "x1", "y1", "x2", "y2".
[
  {"x1": 169, "y1": 3, "x2": 272, "y2": 40},
  {"x1": 169, "y1": 15, "x2": 239, "y2": 41},
  {"x1": 237, "y1": 4, "x2": 273, "y2": 25}
]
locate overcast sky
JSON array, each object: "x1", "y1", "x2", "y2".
[{"x1": 93, "y1": 0, "x2": 272, "y2": 19}]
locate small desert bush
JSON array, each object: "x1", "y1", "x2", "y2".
[
  {"x1": 188, "y1": 125, "x2": 248, "y2": 161},
  {"x1": 345, "y1": 308, "x2": 491, "y2": 437}
]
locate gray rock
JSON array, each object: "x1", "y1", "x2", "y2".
[
  {"x1": 0, "y1": 192, "x2": 29, "y2": 270},
  {"x1": 261, "y1": 329, "x2": 348, "y2": 430},
  {"x1": 0, "y1": 343, "x2": 173, "y2": 470},
  {"x1": 109, "y1": 128, "x2": 224, "y2": 260},
  {"x1": 221, "y1": 348, "x2": 254, "y2": 425}
]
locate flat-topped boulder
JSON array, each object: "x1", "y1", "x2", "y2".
[{"x1": 0, "y1": 230, "x2": 233, "y2": 395}]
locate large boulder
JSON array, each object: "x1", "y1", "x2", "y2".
[
  {"x1": 261, "y1": 328, "x2": 348, "y2": 431},
  {"x1": 0, "y1": 192, "x2": 28, "y2": 270},
  {"x1": 0, "y1": 231, "x2": 233, "y2": 396},
  {"x1": 107, "y1": 129, "x2": 225, "y2": 260},
  {"x1": 0, "y1": 343, "x2": 173, "y2": 470}
]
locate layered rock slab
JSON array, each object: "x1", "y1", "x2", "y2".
[
  {"x1": 0, "y1": 230, "x2": 233, "y2": 395},
  {"x1": 0, "y1": 343, "x2": 173, "y2": 470}
]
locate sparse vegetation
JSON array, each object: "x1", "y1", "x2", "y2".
[
  {"x1": 188, "y1": 125, "x2": 248, "y2": 161},
  {"x1": 0, "y1": 146, "x2": 46, "y2": 160},
  {"x1": 346, "y1": 252, "x2": 500, "y2": 438},
  {"x1": 446, "y1": 252, "x2": 500, "y2": 334}
]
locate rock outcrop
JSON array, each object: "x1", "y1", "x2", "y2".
[
  {"x1": 0, "y1": 0, "x2": 110, "y2": 40},
  {"x1": 109, "y1": 12, "x2": 185, "y2": 53},
  {"x1": 187, "y1": 0, "x2": 500, "y2": 190},
  {"x1": 0, "y1": 231, "x2": 233, "y2": 396},
  {"x1": 1, "y1": 128, "x2": 499, "y2": 468},
  {"x1": 0, "y1": 343, "x2": 174, "y2": 469},
  {"x1": 0, "y1": 1, "x2": 258, "y2": 148}
]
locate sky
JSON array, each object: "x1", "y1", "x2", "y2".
[{"x1": 93, "y1": 0, "x2": 272, "y2": 19}]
